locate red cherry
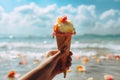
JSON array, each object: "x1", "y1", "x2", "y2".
[{"x1": 62, "y1": 16, "x2": 67, "y2": 23}]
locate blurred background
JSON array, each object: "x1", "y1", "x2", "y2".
[{"x1": 0, "y1": 0, "x2": 120, "y2": 80}]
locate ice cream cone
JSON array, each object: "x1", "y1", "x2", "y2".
[
  {"x1": 56, "y1": 34, "x2": 72, "y2": 78},
  {"x1": 52, "y1": 15, "x2": 76, "y2": 78},
  {"x1": 56, "y1": 34, "x2": 71, "y2": 51}
]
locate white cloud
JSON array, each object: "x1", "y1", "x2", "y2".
[
  {"x1": 0, "y1": 6, "x2": 4, "y2": 12},
  {"x1": 114, "y1": 0, "x2": 120, "y2": 2},
  {"x1": 100, "y1": 9, "x2": 118, "y2": 20},
  {"x1": 95, "y1": 9, "x2": 120, "y2": 34},
  {"x1": 57, "y1": 5, "x2": 76, "y2": 15},
  {"x1": 0, "y1": 3, "x2": 120, "y2": 35},
  {"x1": 0, "y1": 6, "x2": 8, "y2": 27}
]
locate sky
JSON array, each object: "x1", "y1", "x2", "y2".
[{"x1": 0, "y1": 0, "x2": 120, "y2": 36}]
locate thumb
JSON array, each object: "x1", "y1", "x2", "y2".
[
  {"x1": 52, "y1": 47, "x2": 67, "y2": 61},
  {"x1": 52, "y1": 51, "x2": 62, "y2": 61}
]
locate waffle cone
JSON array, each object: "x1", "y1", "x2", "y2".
[{"x1": 56, "y1": 34, "x2": 72, "y2": 78}]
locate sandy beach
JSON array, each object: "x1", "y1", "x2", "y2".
[
  {"x1": 0, "y1": 52, "x2": 120, "y2": 80},
  {"x1": 57, "y1": 57, "x2": 120, "y2": 80}
]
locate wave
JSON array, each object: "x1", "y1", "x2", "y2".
[
  {"x1": 0, "y1": 42, "x2": 120, "y2": 58},
  {"x1": 72, "y1": 43, "x2": 120, "y2": 50},
  {"x1": 0, "y1": 50, "x2": 44, "y2": 59},
  {"x1": 80, "y1": 34, "x2": 120, "y2": 37},
  {"x1": 0, "y1": 42, "x2": 120, "y2": 51},
  {"x1": 0, "y1": 42, "x2": 56, "y2": 50},
  {"x1": 72, "y1": 34, "x2": 120, "y2": 41},
  {"x1": 0, "y1": 34, "x2": 120, "y2": 56},
  {"x1": 0, "y1": 35, "x2": 51, "y2": 39},
  {"x1": 1, "y1": 34, "x2": 120, "y2": 39}
]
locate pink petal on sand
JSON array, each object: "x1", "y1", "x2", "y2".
[
  {"x1": 15, "y1": 73, "x2": 21, "y2": 78},
  {"x1": 104, "y1": 75, "x2": 114, "y2": 80},
  {"x1": 22, "y1": 56, "x2": 28, "y2": 64}
]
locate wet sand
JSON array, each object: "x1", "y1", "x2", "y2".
[
  {"x1": 0, "y1": 54, "x2": 120, "y2": 80},
  {"x1": 54, "y1": 57, "x2": 120, "y2": 80}
]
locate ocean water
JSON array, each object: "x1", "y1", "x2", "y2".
[{"x1": 0, "y1": 34, "x2": 120, "y2": 80}]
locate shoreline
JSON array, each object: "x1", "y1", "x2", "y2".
[{"x1": 0, "y1": 53, "x2": 120, "y2": 80}]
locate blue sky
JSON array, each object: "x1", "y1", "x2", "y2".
[
  {"x1": 1, "y1": 0, "x2": 120, "y2": 13},
  {"x1": 0, "y1": 0, "x2": 120, "y2": 36}
]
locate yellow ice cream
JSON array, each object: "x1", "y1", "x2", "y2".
[
  {"x1": 57, "y1": 20, "x2": 75, "y2": 33},
  {"x1": 53, "y1": 16, "x2": 76, "y2": 34}
]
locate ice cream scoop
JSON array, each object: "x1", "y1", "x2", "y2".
[{"x1": 52, "y1": 15, "x2": 76, "y2": 38}]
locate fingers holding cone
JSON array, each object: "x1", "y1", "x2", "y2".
[{"x1": 62, "y1": 51, "x2": 73, "y2": 78}]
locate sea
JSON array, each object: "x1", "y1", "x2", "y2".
[{"x1": 0, "y1": 34, "x2": 120, "y2": 80}]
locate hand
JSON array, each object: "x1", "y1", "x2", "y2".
[
  {"x1": 43, "y1": 50, "x2": 72, "y2": 79},
  {"x1": 20, "y1": 50, "x2": 72, "y2": 80}
]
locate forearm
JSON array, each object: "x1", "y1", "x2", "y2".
[
  {"x1": 20, "y1": 65, "x2": 49, "y2": 80},
  {"x1": 20, "y1": 50, "x2": 62, "y2": 80},
  {"x1": 19, "y1": 60, "x2": 55, "y2": 80}
]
